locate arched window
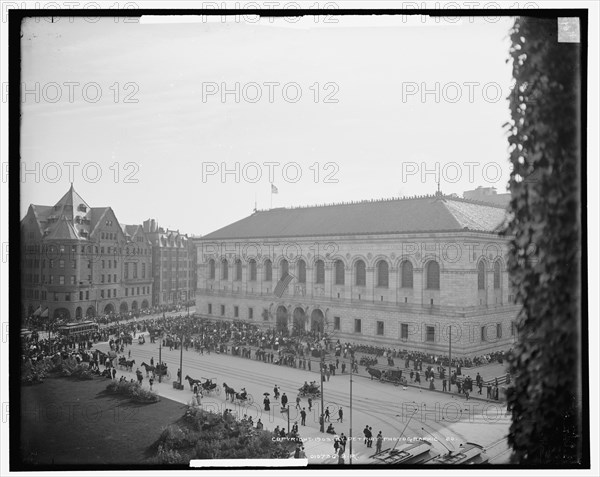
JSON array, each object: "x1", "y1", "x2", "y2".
[
  {"x1": 208, "y1": 259, "x2": 215, "y2": 280},
  {"x1": 355, "y1": 260, "x2": 366, "y2": 287},
  {"x1": 426, "y1": 261, "x2": 440, "y2": 290},
  {"x1": 249, "y1": 259, "x2": 257, "y2": 281},
  {"x1": 222, "y1": 259, "x2": 228, "y2": 280},
  {"x1": 265, "y1": 259, "x2": 272, "y2": 281},
  {"x1": 334, "y1": 260, "x2": 345, "y2": 285},
  {"x1": 376, "y1": 260, "x2": 389, "y2": 288},
  {"x1": 401, "y1": 261, "x2": 413, "y2": 288},
  {"x1": 493, "y1": 261, "x2": 501, "y2": 289},
  {"x1": 280, "y1": 259, "x2": 289, "y2": 278},
  {"x1": 478, "y1": 261, "x2": 486, "y2": 290},
  {"x1": 235, "y1": 259, "x2": 242, "y2": 281},
  {"x1": 315, "y1": 259, "x2": 325, "y2": 284},
  {"x1": 297, "y1": 259, "x2": 306, "y2": 284}
]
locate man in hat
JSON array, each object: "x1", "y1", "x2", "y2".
[
  {"x1": 300, "y1": 408, "x2": 307, "y2": 426},
  {"x1": 281, "y1": 392, "x2": 288, "y2": 408}
]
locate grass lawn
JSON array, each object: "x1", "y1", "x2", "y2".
[{"x1": 20, "y1": 375, "x2": 187, "y2": 467}]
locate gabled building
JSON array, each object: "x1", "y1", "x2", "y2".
[
  {"x1": 193, "y1": 192, "x2": 520, "y2": 356},
  {"x1": 20, "y1": 185, "x2": 152, "y2": 322}
]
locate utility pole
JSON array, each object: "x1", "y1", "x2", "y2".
[
  {"x1": 320, "y1": 348, "x2": 325, "y2": 432},
  {"x1": 158, "y1": 332, "x2": 163, "y2": 383},
  {"x1": 448, "y1": 325, "x2": 452, "y2": 393},
  {"x1": 179, "y1": 331, "x2": 183, "y2": 388},
  {"x1": 349, "y1": 356, "x2": 354, "y2": 465}
]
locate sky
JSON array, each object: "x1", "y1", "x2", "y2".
[{"x1": 19, "y1": 14, "x2": 515, "y2": 236}]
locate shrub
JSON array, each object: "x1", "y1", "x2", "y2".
[
  {"x1": 154, "y1": 406, "x2": 293, "y2": 461},
  {"x1": 105, "y1": 380, "x2": 160, "y2": 403}
]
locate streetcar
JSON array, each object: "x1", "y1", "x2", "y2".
[{"x1": 57, "y1": 320, "x2": 99, "y2": 337}]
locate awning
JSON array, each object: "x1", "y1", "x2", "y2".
[
  {"x1": 32, "y1": 306, "x2": 42, "y2": 317},
  {"x1": 40, "y1": 308, "x2": 49, "y2": 318}
]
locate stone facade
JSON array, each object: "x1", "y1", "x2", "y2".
[{"x1": 193, "y1": 196, "x2": 520, "y2": 357}]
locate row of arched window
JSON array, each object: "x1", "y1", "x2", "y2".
[{"x1": 208, "y1": 258, "x2": 503, "y2": 290}]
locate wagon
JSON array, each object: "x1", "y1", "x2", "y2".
[{"x1": 381, "y1": 368, "x2": 407, "y2": 386}]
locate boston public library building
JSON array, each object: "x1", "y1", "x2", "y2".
[{"x1": 193, "y1": 193, "x2": 520, "y2": 357}]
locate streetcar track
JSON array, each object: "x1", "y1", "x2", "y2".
[{"x1": 97, "y1": 338, "x2": 507, "y2": 461}]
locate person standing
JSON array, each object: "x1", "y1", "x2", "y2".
[
  {"x1": 149, "y1": 377, "x2": 154, "y2": 391},
  {"x1": 264, "y1": 396, "x2": 271, "y2": 411},
  {"x1": 274, "y1": 385, "x2": 280, "y2": 400},
  {"x1": 367, "y1": 426, "x2": 373, "y2": 448},
  {"x1": 296, "y1": 395, "x2": 302, "y2": 410},
  {"x1": 443, "y1": 378, "x2": 447, "y2": 392},
  {"x1": 300, "y1": 408, "x2": 307, "y2": 426},
  {"x1": 340, "y1": 433, "x2": 347, "y2": 453},
  {"x1": 363, "y1": 425, "x2": 370, "y2": 445},
  {"x1": 281, "y1": 392, "x2": 288, "y2": 408},
  {"x1": 337, "y1": 407, "x2": 343, "y2": 423},
  {"x1": 376, "y1": 431, "x2": 383, "y2": 453},
  {"x1": 325, "y1": 407, "x2": 330, "y2": 422}
]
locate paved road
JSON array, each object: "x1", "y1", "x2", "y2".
[{"x1": 95, "y1": 332, "x2": 511, "y2": 465}]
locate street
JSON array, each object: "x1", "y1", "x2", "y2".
[{"x1": 95, "y1": 333, "x2": 511, "y2": 464}]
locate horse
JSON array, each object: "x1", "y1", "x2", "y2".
[
  {"x1": 366, "y1": 366, "x2": 382, "y2": 381},
  {"x1": 140, "y1": 362, "x2": 155, "y2": 377},
  {"x1": 125, "y1": 359, "x2": 135, "y2": 372},
  {"x1": 222, "y1": 382, "x2": 236, "y2": 401},
  {"x1": 185, "y1": 375, "x2": 202, "y2": 390}
]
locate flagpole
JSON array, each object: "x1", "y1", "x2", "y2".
[{"x1": 270, "y1": 184, "x2": 273, "y2": 209}]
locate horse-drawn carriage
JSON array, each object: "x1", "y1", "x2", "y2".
[
  {"x1": 155, "y1": 363, "x2": 170, "y2": 380},
  {"x1": 118, "y1": 356, "x2": 135, "y2": 371},
  {"x1": 141, "y1": 361, "x2": 170, "y2": 381},
  {"x1": 298, "y1": 381, "x2": 321, "y2": 397},
  {"x1": 185, "y1": 375, "x2": 221, "y2": 396},
  {"x1": 366, "y1": 366, "x2": 407, "y2": 386}
]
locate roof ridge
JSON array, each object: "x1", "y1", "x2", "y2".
[{"x1": 257, "y1": 194, "x2": 446, "y2": 212}]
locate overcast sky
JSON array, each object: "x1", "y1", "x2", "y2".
[{"x1": 20, "y1": 14, "x2": 515, "y2": 236}]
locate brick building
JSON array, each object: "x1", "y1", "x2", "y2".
[
  {"x1": 193, "y1": 192, "x2": 520, "y2": 356},
  {"x1": 143, "y1": 219, "x2": 195, "y2": 307},
  {"x1": 20, "y1": 185, "x2": 153, "y2": 322}
]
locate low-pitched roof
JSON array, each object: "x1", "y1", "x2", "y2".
[{"x1": 202, "y1": 195, "x2": 508, "y2": 240}]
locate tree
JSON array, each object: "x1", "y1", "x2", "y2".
[{"x1": 504, "y1": 16, "x2": 583, "y2": 465}]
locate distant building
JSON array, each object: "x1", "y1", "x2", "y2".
[
  {"x1": 463, "y1": 186, "x2": 511, "y2": 207},
  {"x1": 20, "y1": 185, "x2": 153, "y2": 322},
  {"x1": 143, "y1": 220, "x2": 195, "y2": 307},
  {"x1": 193, "y1": 192, "x2": 520, "y2": 356}
]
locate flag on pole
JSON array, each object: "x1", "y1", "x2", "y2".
[
  {"x1": 274, "y1": 273, "x2": 295, "y2": 298},
  {"x1": 271, "y1": 184, "x2": 278, "y2": 194}
]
